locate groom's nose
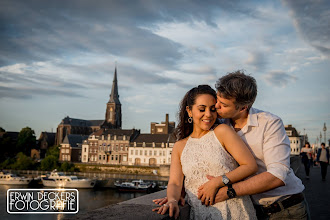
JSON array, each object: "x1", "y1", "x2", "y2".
[{"x1": 215, "y1": 101, "x2": 221, "y2": 109}]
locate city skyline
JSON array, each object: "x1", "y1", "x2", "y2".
[{"x1": 0, "y1": 0, "x2": 329, "y2": 145}]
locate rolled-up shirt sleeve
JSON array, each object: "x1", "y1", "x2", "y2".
[{"x1": 262, "y1": 118, "x2": 291, "y2": 184}]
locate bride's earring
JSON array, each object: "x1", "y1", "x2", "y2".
[{"x1": 188, "y1": 117, "x2": 193, "y2": 123}]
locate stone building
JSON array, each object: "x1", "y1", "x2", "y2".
[
  {"x1": 101, "y1": 67, "x2": 122, "y2": 129},
  {"x1": 285, "y1": 124, "x2": 305, "y2": 155},
  {"x1": 57, "y1": 66, "x2": 178, "y2": 166},
  {"x1": 55, "y1": 67, "x2": 122, "y2": 146},
  {"x1": 60, "y1": 134, "x2": 88, "y2": 162},
  {"x1": 150, "y1": 114, "x2": 175, "y2": 134},
  {"x1": 128, "y1": 133, "x2": 175, "y2": 166},
  {"x1": 37, "y1": 132, "x2": 56, "y2": 158},
  {"x1": 55, "y1": 117, "x2": 103, "y2": 145},
  {"x1": 81, "y1": 128, "x2": 140, "y2": 164}
]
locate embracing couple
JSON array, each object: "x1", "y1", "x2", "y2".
[{"x1": 152, "y1": 71, "x2": 309, "y2": 220}]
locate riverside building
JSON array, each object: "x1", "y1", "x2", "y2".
[
  {"x1": 285, "y1": 124, "x2": 306, "y2": 155},
  {"x1": 76, "y1": 66, "x2": 176, "y2": 166}
]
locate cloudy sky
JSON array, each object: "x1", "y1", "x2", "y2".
[{"x1": 0, "y1": 0, "x2": 329, "y2": 145}]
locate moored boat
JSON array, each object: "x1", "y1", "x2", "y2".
[
  {"x1": 115, "y1": 179, "x2": 154, "y2": 192},
  {"x1": 0, "y1": 172, "x2": 33, "y2": 185},
  {"x1": 41, "y1": 170, "x2": 96, "y2": 188}
]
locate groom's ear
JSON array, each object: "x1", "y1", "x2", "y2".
[{"x1": 240, "y1": 106, "x2": 248, "y2": 112}]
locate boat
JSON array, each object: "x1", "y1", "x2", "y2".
[
  {"x1": 0, "y1": 172, "x2": 33, "y2": 185},
  {"x1": 115, "y1": 179, "x2": 155, "y2": 192},
  {"x1": 41, "y1": 170, "x2": 96, "y2": 188}
]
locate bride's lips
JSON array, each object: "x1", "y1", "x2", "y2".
[{"x1": 202, "y1": 119, "x2": 213, "y2": 124}]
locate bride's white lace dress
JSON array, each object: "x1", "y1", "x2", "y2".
[{"x1": 181, "y1": 130, "x2": 257, "y2": 220}]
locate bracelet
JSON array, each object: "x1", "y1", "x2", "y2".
[{"x1": 168, "y1": 199, "x2": 178, "y2": 204}]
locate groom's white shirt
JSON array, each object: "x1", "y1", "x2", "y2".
[{"x1": 222, "y1": 107, "x2": 304, "y2": 206}]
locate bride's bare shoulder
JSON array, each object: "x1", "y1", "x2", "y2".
[
  {"x1": 213, "y1": 123, "x2": 232, "y2": 133},
  {"x1": 173, "y1": 137, "x2": 189, "y2": 154}
]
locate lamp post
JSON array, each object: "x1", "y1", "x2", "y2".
[{"x1": 323, "y1": 123, "x2": 327, "y2": 145}]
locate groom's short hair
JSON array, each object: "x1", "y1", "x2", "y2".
[{"x1": 215, "y1": 70, "x2": 257, "y2": 111}]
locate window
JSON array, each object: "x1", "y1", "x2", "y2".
[
  {"x1": 145, "y1": 150, "x2": 147, "y2": 156},
  {"x1": 84, "y1": 148, "x2": 87, "y2": 153},
  {"x1": 111, "y1": 155, "x2": 114, "y2": 160},
  {"x1": 154, "y1": 151, "x2": 157, "y2": 156},
  {"x1": 103, "y1": 155, "x2": 106, "y2": 160},
  {"x1": 135, "y1": 150, "x2": 138, "y2": 155},
  {"x1": 149, "y1": 150, "x2": 152, "y2": 156},
  {"x1": 99, "y1": 155, "x2": 101, "y2": 160},
  {"x1": 140, "y1": 150, "x2": 143, "y2": 155},
  {"x1": 66, "y1": 149, "x2": 69, "y2": 153},
  {"x1": 131, "y1": 150, "x2": 134, "y2": 155},
  {"x1": 115, "y1": 155, "x2": 118, "y2": 160}
]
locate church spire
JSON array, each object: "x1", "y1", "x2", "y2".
[
  {"x1": 109, "y1": 65, "x2": 120, "y2": 104},
  {"x1": 103, "y1": 64, "x2": 122, "y2": 129}
]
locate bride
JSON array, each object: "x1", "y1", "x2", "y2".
[{"x1": 153, "y1": 85, "x2": 257, "y2": 219}]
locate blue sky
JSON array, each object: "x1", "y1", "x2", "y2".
[{"x1": 0, "y1": 0, "x2": 329, "y2": 145}]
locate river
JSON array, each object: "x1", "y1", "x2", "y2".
[{"x1": 0, "y1": 184, "x2": 147, "y2": 220}]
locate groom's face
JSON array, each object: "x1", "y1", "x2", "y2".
[{"x1": 215, "y1": 93, "x2": 240, "y2": 119}]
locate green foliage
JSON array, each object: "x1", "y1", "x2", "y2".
[
  {"x1": 0, "y1": 158, "x2": 15, "y2": 169},
  {"x1": 46, "y1": 145, "x2": 60, "y2": 158},
  {"x1": 39, "y1": 145, "x2": 61, "y2": 171},
  {"x1": 59, "y1": 162, "x2": 78, "y2": 172},
  {"x1": 10, "y1": 152, "x2": 35, "y2": 170},
  {"x1": 0, "y1": 127, "x2": 5, "y2": 132},
  {"x1": 0, "y1": 136, "x2": 14, "y2": 160},
  {"x1": 40, "y1": 155, "x2": 58, "y2": 171},
  {"x1": 17, "y1": 127, "x2": 36, "y2": 155}
]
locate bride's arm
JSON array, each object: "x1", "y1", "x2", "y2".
[
  {"x1": 198, "y1": 124, "x2": 257, "y2": 206},
  {"x1": 154, "y1": 141, "x2": 185, "y2": 219}
]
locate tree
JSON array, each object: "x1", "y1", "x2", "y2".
[
  {"x1": 40, "y1": 145, "x2": 60, "y2": 171},
  {"x1": 0, "y1": 127, "x2": 5, "y2": 132},
  {"x1": 59, "y1": 162, "x2": 76, "y2": 172},
  {"x1": 10, "y1": 152, "x2": 35, "y2": 170},
  {"x1": 40, "y1": 155, "x2": 58, "y2": 171},
  {"x1": 16, "y1": 127, "x2": 36, "y2": 155},
  {"x1": 0, "y1": 134, "x2": 17, "y2": 160}
]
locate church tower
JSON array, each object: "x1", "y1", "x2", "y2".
[{"x1": 103, "y1": 66, "x2": 122, "y2": 129}]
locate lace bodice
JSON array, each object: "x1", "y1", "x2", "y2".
[{"x1": 181, "y1": 130, "x2": 256, "y2": 220}]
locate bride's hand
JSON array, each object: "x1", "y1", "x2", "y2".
[
  {"x1": 197, "y1": 175, "x2": 220, "y2": 206},
  {"x1": 153, "y1": 197, "x2": 168, "y2": 206},
  {"x1": 152, "y1": 196, "x2": 186, "y2": 206},
  {"x1": 152, "y1": 199, "x2": 180, "y2": 219}
]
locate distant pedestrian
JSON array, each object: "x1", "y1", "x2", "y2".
[
  {"x1": 316, "y1": 143, "x2": 329, "y2": 181},
  {"x1": 301, "y1": 142, "x2": 313, "y2": 179}
]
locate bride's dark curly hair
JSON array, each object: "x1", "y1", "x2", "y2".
[{"x1": 174, "y1": 85, "x2": 217, "y2": 140}]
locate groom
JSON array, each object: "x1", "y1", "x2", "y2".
[{"x1": 201, "y1": 70, "x2": 309, "y2": 219}]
